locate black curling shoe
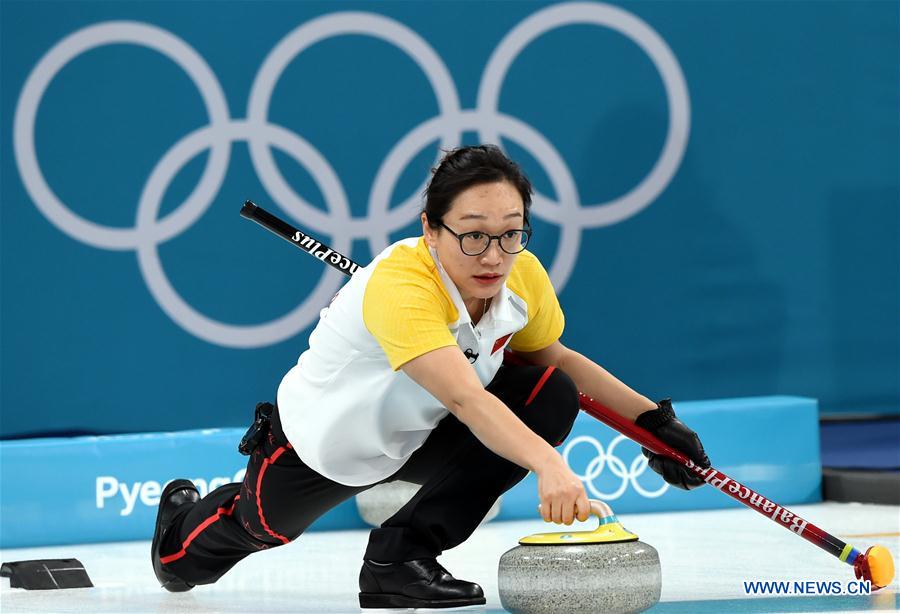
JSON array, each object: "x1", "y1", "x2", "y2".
[
  {"x1": 359, "y1": 558, "x2": 486, "y2": 609},
  {"x1": 151, "y1": 479, "x2": 199, "y2": 592}
]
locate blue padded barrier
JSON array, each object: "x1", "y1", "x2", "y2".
[{"x1": 0, "y1": 396, "x2": 820, "y2": 548}]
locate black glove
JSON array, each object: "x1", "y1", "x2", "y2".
[{"x1": 635, "y1": 399, "x2": 710, "y2": 490}]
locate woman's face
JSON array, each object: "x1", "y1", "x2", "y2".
[{"x1": 422, "y1": 180, "x2": 525, "y2": 304}]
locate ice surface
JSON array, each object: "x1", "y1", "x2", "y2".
[{"x1": 1, "y1": 502, "x2": 897, "y2": 613}]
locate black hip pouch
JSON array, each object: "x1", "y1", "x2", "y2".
[{"x1": 238, "y1": 402, "x2": 274, "y2": 455}]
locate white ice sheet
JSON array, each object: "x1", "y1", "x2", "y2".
[{"x1": 1, "y1": 502, "x2": 897, "y2": 613}]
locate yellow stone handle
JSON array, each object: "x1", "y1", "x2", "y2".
[{"x1": 524, "y1": 499, "x2": 637, "y2": 544}]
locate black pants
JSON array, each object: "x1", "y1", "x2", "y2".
[{"x1": 158, "y1": 363, "x2": 580, "y2": 585}]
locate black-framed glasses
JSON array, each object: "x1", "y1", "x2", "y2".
[{"x1": 439, "y1": 222, "x2": 532, "y2": 256}]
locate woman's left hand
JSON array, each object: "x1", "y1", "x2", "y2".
[{"x1": 635, "y1": 399, "x2": 710, "y2": 490}]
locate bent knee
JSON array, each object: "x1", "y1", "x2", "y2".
[
  {"x1": 544, "y1": 368, "x2": 580, "y2": 411},
  {"x1": 524, "y1": 367, "x2": 580, "y2": 443},
  {"x1": 235, "y1": 495, "x2": 296, "y2": 548}
]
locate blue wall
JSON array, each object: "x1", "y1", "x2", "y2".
[{"x1": 1, "y1": 1, "x2": 898, "y2": 436}]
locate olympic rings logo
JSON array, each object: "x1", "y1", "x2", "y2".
[
  {"x1": 562, "y1": 434, "x2": 669, "y2": 499},
  {"x1": 13, "y1": 3, "x2": 689, "y2": 348}
]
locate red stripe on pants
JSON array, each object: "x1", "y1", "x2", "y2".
[
  {"x1": 524, "y1": 366, "x2": 555, "y2": 407},
  {"x1": 160, "y1": 494, "x2": 240, "y2": 565},
  {"x1": 256, "y1": 445, "x2": 291, "y2": 545}
]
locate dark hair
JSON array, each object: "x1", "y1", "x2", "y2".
[{"x1": 423, "y1": 145, "x2": 533, "y2": 228}]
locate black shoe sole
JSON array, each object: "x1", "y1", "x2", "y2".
[
  {"x1": 359, "y1": 592, "x2": 486, "y2": 609},
  {"x1": 151, "y1": 479, "x2": 198, "y2": 592}
]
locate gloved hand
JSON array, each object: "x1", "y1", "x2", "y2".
[{"x1": 635, "y1": 399, "x2": 710, "y2": 490}]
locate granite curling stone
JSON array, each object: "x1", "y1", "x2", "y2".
[
  {"x1": 498, "y1": 499, "x2": 661, "y2": 614},
  {"x1": 356, "y1": 480, "x2": 501, "y2": 527}
]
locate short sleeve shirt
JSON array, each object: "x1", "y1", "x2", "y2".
[{"x1": 276, "y1": 237, "x2": 564, "y2": 486}]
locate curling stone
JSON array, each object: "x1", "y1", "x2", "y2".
[
  {"x1": 355, "y1": 480, "x2": 501, "y2": 527},
  {"x1": 498, "y1": 499, "x2": 660, "y2": 614}
]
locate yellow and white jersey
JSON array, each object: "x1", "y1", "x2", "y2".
[{"x1": 277, "y1": 236, "x2": 564, "y2": 486}]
